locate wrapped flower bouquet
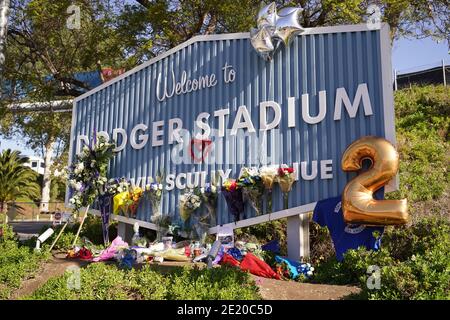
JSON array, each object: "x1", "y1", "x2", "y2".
[
  {"x1": 276, "y1": 166, "x2": 296, "y2": 209},
  {"x1": 237, "y1": 168, "x2": 265, "y2": 216},
  {"x1": 259, "y1": 165, "x2": 278, "y2": 214},
  {"x1": 221, "y1": 179, "x2": 245, "y2": 222}
]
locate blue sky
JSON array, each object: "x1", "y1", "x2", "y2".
[{"x1": 1, "y1": 37, "x2": 449, "y2": 158}]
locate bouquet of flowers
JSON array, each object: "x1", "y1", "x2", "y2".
[
  {"x1": 221, "y1": 179, "x2": 245, "y2": 222},
  {"x1": 297, "y1": 263, "x2": 314, "y2": 278},
  {"x1": 179, "y1": 190, "x2": 202, "y2": 222},
  {"x1": 237, "y1": 168, "x2": 265, "y2": 216},
  {"x1": 145, "y1": 181, "x2": 164, "y2": 219},
  {"x1": 151, "y1": 214, "x2": 172, "y2": 240},
  {"x1": 105, "y1": 177, "x2": 130, "y2": 195},
  {"x1": 68, "y1": 136, "x2": 116, "y2": 213},
  {"x1": 276, "y1": 165, "x2": 296, "y2": 209},
  {"x1": 200, "y1": 182, "x2": 218, "y2": 226},
  {"x1": 259, "y1": 166, "x2": 279, "y2": 214},
  {"x1": 116, "y1": 186, "x2": 143, "y2": 218}
]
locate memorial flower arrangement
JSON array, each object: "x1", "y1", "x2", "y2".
[
  {"x1": 298, "y1": 263, "x2": 314, "y2": 278},
  {"x1": 113, "y1": 182, "x2": 144, "y2": 218},
  {"x1": 68, "y1": 137, "x2": 116, "y2": 213},
  {"x1": 105, "y1": 177, "x2": 130, "y2": 195},
  {"x1": 123, "y1": 186, "x2": 144, "y2": 218},
  {"x1": 179, "y1": 189, "x2": 202, "y2": 222},
  {"x1": 237, "y1": 168, "x2": 265, "y2": 216},
  {"x1": 145, "y1": 180, "x2": 164, "y2": 219},
  {"x1": 200, "y1": 182, "x2": 218, "y2": 225},
  {"x1": 221, "y1": 178, "x2": 245, "y2": 222},
  {"x1": 259, "y1": 165, "x2": 278, "y2": 213},
  {"x1": 276, "y1": 165, "x2": 296, "y2": 209}
]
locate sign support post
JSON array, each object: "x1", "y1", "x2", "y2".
[
  {"x1": 118, "y1": 221, "x2": 134, "y2": 244},
  {"x1": 287, "y1": 213, "x2": 310, "y2": 261}
]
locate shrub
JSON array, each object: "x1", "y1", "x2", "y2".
[
  {"x1": 129, "y1": 265, "x2": 170, "y2": 300},
  {"x1": 28, "y1": 263, "x2": 261, "y2": 300},
  {"x1": 313, "y1": 217, "x2": 450, "y2": 300},
  {"x1": 167, "y1": 265, "x2": 261, "y2": 300},
  {"x1": 0, "y1": 224, "x2": 49, "y2": 299}
]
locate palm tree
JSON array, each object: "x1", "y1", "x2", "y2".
[{"x1": 0, "y1": 149, "x2": 40, "y2": 223}]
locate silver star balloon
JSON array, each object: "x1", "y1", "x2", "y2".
[
  {"x1": 256, "y1": 2, "x2": 278, "y2": 29},
  {"x1": 250, "y1": 27, "x2": 276, "y2": 61},
  {"x1": 250, "y1": 2, "x2": 305, "y2": 61},
  {"x1": 273, "y1": 7, "x2": 304, "y2": 46}
]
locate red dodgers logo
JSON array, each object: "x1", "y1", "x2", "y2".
[{"x1": 189, "y1": 138, "x2": 213, "y2": 163}]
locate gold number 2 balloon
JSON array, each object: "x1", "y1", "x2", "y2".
[{"x1": 341, "y1": 136, "x2": 409, "y2": 225}]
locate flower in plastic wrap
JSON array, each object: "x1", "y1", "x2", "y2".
[
  {"x1": 259, "y1": 165, "x2": 279, "y2": 213},
  {"x1": 221, "y1": 179, "x2": 245, "y2": 222},
  {"x1": 237, "y1": 168, "x2": 265, "y2": 216},
  {"x1": 200, "y1": 183, "x2": 218, "y2": 225},
  {"x1": 276, "y1": 165, "x2": 296, "y2": 209},
  {"x1": 179, "y1": 190, "x2": 202, "y2": 222},
  {"x1": 145, "y1": 181, "x2": 164, "y2": 218}
]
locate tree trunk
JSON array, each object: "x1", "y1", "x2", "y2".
[
  {"x1": 0, "y1": 202, "x2": 8, "y2": 224},
  {"x1": 40, "y1": 140, "x2": 54, "y2": 213}
]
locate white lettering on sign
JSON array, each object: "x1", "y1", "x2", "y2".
[
  {"x1": 334, "y1": 83, "x2": 373, "y2": 120},
  {"x1": 156, "y1": 63, "x2": 236, "y2": 102},
  {"x1": 76, "y1": 84, "x2": 374, "y2": 155}
]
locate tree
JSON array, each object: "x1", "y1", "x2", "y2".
[
  {"x1": 0, "y1": 0, "x2": 126, "y2": 212},
  {"x1": 116, "y1": 0, "x2": 448, "y2": 63},
  {"x1": 0, "y1": 149, "x2": 40, "y2": 223}
]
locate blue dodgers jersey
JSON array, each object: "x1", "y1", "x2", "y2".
[{"x1": 313, "y1": 192, "x2": 384, "y2": 261}]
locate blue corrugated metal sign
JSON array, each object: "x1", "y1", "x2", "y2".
[{"x1": 68, "y1": 23, "x2": 396, "y2": 231}]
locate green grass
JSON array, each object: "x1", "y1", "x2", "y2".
[
  {"x1": 26, "y1": 263, "x2": 262, "y2": 300},
  {"x1": 0, "y1": 224, "x2": 49, "y2": 299}
]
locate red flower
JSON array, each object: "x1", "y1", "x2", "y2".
[
  {"x1": 229, "y1": 181, "x2": 237, "y2": 191},
  {"x1": 287, "y1": 167, "x2": 294, "y2": 174},
  {"x1": 278, "y1": 168, "x2": 285, "y2": 176}
]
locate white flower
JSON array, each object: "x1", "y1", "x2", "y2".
[
  {"x1": 158, "y1": 184, "x2": 163, "y2": 190},
  {"x1": 211, "y1": 186, "x2": 217, "y2": 193},
  {"x1": 74, "y1": 162, "x2": 85, "y2": 174},
  {"x1": 69, "y1": 198, "x2": 76, "y2": 204},
  {"x1": 307, "y1": 271, "x2": 313, "y2": 276},
  {"x1": 200, "y1": 187, "x2": 205, "y2": 194},
  {"x1": 260, "y1": 165, "x2": 278, "y2": 176},
  {"x1": 117, "y1": 187, "x2": 123, "y2": 193},
  {"x1": 75, "y1": 182, "x2": 83, "y2": 191},
  {"x1": 310, "y1": 267, "x2": 315, "y2": 272},
  {"x1": 247, "y1": 167, "x2": 260, "y2": 176},
  {"x1": 145, "y1": 184, "x2": 151, "y2": 191}
]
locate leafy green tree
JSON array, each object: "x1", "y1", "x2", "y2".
[
  {"x1": 0, "y1": 0, "x2": 126, "y2": 211},
  {"x1": 117, "y1": 0, "x2": 448, "y2": 63},
  {"x1": 0, "y1": 149, "x2": 40, "y2": 222}
]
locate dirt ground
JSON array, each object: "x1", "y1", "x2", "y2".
[
  {"x1": 11, "y1": 255, "x2": 361, "y2": 300},
  {"x1": 253, "y1": 276, "x2": 360, "y2": 300},
  {"x1": 10, "y1": 253, "x2": 89, "y2": 300}
]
